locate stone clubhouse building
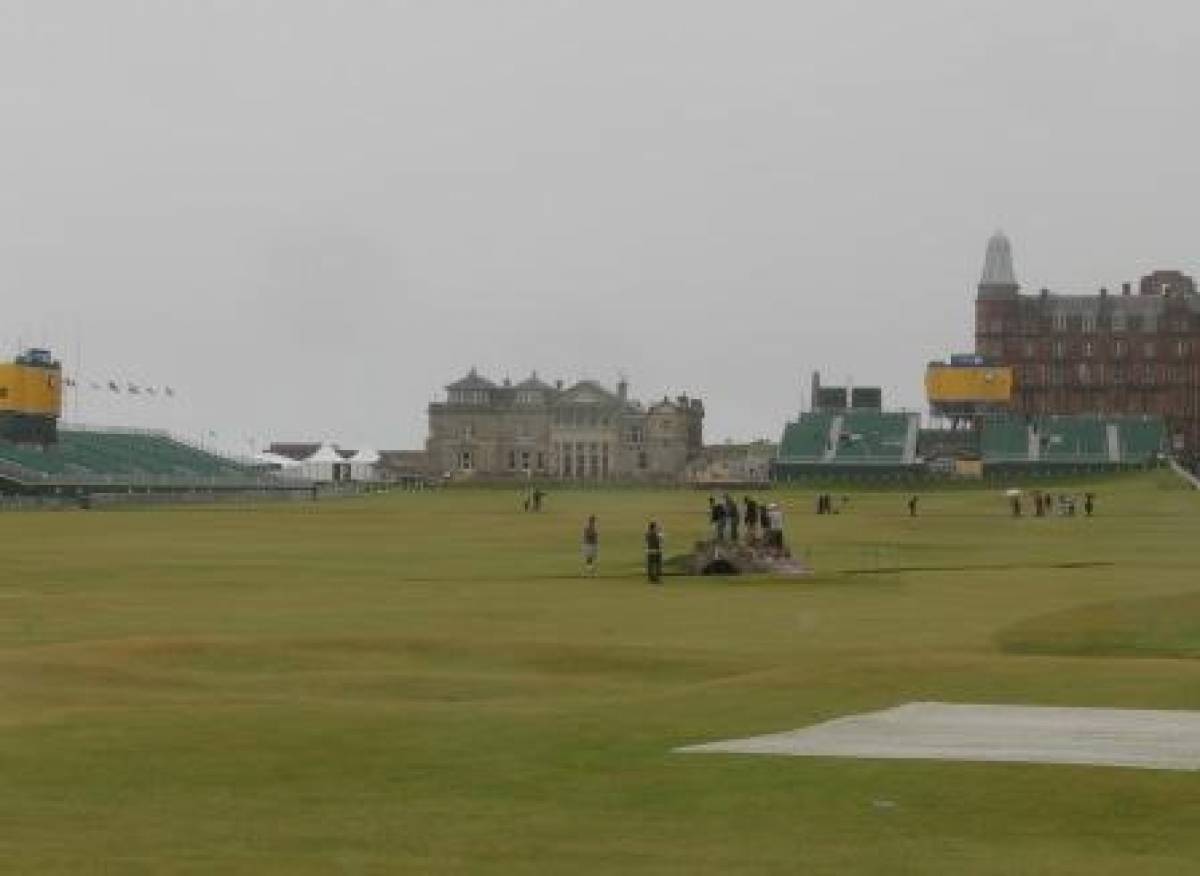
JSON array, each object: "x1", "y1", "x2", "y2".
[{"x1": 426, "y1": 369, "x2": 704, "y2": 481}]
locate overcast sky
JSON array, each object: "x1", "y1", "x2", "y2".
[{"x1": 3, "y1": 1, "x2": 1197, "y2": 453}]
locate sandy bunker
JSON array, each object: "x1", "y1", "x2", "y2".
[{"x1": 678, "y1": 702, "x2": 1200, "y2": 771}]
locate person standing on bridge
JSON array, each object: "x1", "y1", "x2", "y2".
[{"x1": 645, "y1": 521, "x2": 664, "y2": 584}]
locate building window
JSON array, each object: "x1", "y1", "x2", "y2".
[
  {"x1": 1053, "y1": 340, "x2": 1065, "y2": 359},
  {"x1": 629, "y1": 426, "x2": 644, "y2": 445},
  {"x1": 1078, "y1": 363, "x2": 1091, "y2": 385},
  {"x1": 1144, "y1": 341, "x2": 1156, "y2": 359},
  {"x1": 1083, "y1": 340, "x2": 1094, "y2": 358},
  {"x1": 1114, "y1": 339, "x2": 1127, "y2": 359},
  {"x1": 1082, "y1": 314, "x2": 1097, "y2": 333},
  {"x1": 1051, "y1": 365, "x2": 1064, "y2": 386},
  {"x1": 637, "y1": 451, "x2": 648, "y2": 469},
  {"x1": 1144, "y1": 364, "x2": 1156, "y2": 384},
  {"x1": 520, "y1": 451, "x2": 530, "y2": 471},
  {"x1": 1112, "y1": 364, "x2": 1125, "y2": 384},
  {"x1": 1111, "y1": 311, "x2": 1127, "y2": 332},
  {"x1": 459, "y1": 450, "x2": 473, "y2": 471},
  {"x1": 1053, "y1": 311, "x2": 1068, "y2": 332},
  {"x1": 1177, "y1": 340, "x2": 1189, "y2": 358}
]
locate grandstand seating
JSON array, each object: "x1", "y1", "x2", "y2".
[
  {"x1": 977, "y1": 415, "x2": 1165, "y2": 466},
  {"x1": 1116, "y1": 417, "x2": 1165, "y2": 462},
  {"x1": 1036, "y1": 416, "x2": 1108, "y2": 462},
  {"x1": 979, "y1": 418, "x2": 1029, "y2": 461},
  {"x1": 834, "y1": 412, "x2": 912, "y2": 462},
  {"x1": 778, "y1": 414, "x2": 833, "y2": 461},
  {"x1": 0, "y1": 429, "x2": 254, "y2": 484}
]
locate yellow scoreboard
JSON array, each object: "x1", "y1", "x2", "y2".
[
  {"x1": 925, "y1": 364, "x2": 1013, "y2": 404},
  {"x1": 0, "y1": 363, "x2": 63, "y2": 416}
]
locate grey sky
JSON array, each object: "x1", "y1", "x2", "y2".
[{"x1": 3, "y1": 1, "x2": 1197, "y2": 452}]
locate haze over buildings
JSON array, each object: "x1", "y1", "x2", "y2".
[{"x1": 3, "y1": 2, "x2": 1198, "y2": 451}]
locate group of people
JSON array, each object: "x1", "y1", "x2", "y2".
[
  {"x1": 581, "y1": 516, "x2": 666, "y2": 583},
  {"x1": 580, "y1": 496, "x2": 790, "y2": 584},
  {"x1": 522, "y1": 488, "x2": 546, "y2": 512},
  {"x1": 707, "y1": 494, "x2": 785, "y2": 549},
  {"x1": 1012, "y1": 491, "x2": 1095, "y2": 517},
  {"x1": 815, "y1": 493, "x2": 845, "y2": 515}
]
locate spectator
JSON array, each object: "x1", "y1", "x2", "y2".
[
  {"x1": 581, "y1": 515, "x2": 599, "y2": 576},
  {"x1": 645, "y1": 521, "x2": 664, "y2": 583}
]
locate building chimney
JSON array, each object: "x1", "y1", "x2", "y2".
[
  {"x1": 1099, "y1": 287, "x2": 1108, "y2": 297},
  {"x1": 617, "y1": 379, "x2": 628, "y2": 402},
  {"x1": 1122, "y1": 282, "x2": 1131, "y2": 296}
]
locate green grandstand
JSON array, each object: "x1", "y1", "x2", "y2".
[
  {"x1": 0, "y1": 428, "x2": 302, "y2": 494},
  {"x1": 773, "y1": 412, "x2": 1165, "y2": 481}
]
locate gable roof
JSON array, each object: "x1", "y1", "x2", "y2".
[
  {"x1": 556, "y1": 380, "x2": 618, "y2": 405},
  {"x1": 515, "y1": 372, "x2": 555, "y2": 392},
  {"x1": 446, "y1": 367, "x2": 498, "y2": 391}
]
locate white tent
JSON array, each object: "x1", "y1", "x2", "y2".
[
  {"x1": 299, "y1": 442, "x2": 351, "y2": 482},
  {"x1": 349, "y1": 447, "x2": 381, "y2": 482}
]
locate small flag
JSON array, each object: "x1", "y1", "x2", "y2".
[
  {"x1": 127, "y1": 383, "x2": 140, "y2": 394},
  {"x1": 108, "y1": 380, "x2": 119, "y2": 392}
]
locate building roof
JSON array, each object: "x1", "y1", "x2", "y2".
[
  {"x1": 980, "y1": 230, "x2": 1018, "y2": 287},
  {"x1": 305, "y1": 442, "x2": 346, "y2": 463},
  {"x1": 446, "y1": 367, "x2": 497, "y2": 391},
  {"x1": 268, "y1": 442, "x2": 321, "y2": 461},
  {"x1": 515, "y1": 372, "x2": 555, "y2": 392}
]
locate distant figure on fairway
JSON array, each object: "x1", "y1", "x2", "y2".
[
  {"x1": 724, "y1": 494, "x2": 739, "y2": 542},
  {"x1": 744, "y1": 496, "x2": 759, "y2": 543},
  {"x1": 759, "y1": 502, "x2": 770, "y2": 534},
  {"x1": 907, "y1": 495, "x2": 919, "y2": 517},
  {"x1": 645, "y1": 521, "x2": 664, "y2": 583},
  {"x1": 1084, "y1": 492, "x2": 1095, "y2": 517},
  {"x1": 532, "y1": 488, "x2": 545, "y2": 512},
  {"x1": 581, "y1": 515, "x2": 599, "y2": 576},
  {"x1": 1010, "y1": 495, "x2": 1022, "y2": 517}
]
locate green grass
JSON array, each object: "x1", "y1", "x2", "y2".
[{"x1": 2, "y1": 472, "x2": 1200, "y2": 873}]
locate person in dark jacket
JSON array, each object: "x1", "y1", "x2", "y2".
[
  {"x1": 744, "y1": 496, "x2": 759, "y2": 543},
  {"x1": 724, "y1": 494, "x2": 739, "y2": 542},
  {"x1": 645, "y1": 521, "x2": 663, "y2": 583}
]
